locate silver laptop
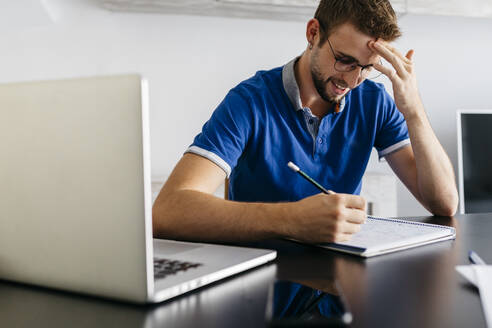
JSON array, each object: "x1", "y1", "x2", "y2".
[{"x1": 0, "y1": 74, "x2": 276, "y2": 303}]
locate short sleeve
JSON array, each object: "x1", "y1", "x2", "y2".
[
  {"x1": 374, "y1": 90, "x2": 410, "y2": 159},
  {"x1": 185, "y1": 90, "x2": 254, "y2": 177}
]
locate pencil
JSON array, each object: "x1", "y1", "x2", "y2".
[{"x1": 287, "y1": 161, "x2": 335, "y2": 195}]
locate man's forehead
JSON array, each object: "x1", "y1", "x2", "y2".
[{"x1": 327, "y1": 23, "x2": 380, "y2": 61}]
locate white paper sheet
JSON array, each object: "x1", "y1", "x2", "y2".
[
  {"x1": 456, "y1": 265, "x2": 478, "y2": 287},
  {"x1": 475, "y1": 266, "x2": 492, "y2": 328},
  {"x1": 456, "y1": 265, "x2": 492, "y2": 328}
]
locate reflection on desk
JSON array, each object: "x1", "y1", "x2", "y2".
[
  {"x1": 0, "y1": 264, "x2": 276, "y2": 328},
  {"x1": 267, "y1": 280, "x2": 352, "y2": 327}
]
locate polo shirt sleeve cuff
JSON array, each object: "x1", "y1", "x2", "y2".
[
  {"x1": 378, "y1": 139, "x2": 411, "y2": 161},
  {"x1": 184, "y1": 146, "x2": 232, "y2": 178}
]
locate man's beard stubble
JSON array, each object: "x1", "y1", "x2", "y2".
[{"x1": 310, "y1": 50, "x2": 345, "y2": 105}]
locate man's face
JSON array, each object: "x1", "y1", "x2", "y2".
[{"x1": 309, "y1": 22, "x2": 381, "y2": 103}]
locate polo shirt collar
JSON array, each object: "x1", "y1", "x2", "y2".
[{"x1": 282, "y1": 56, "x2": 346, "y2": 113}]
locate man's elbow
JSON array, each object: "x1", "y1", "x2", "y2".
[
  {"x1": 428, "y1": 192, "x2": 459, "y2": 217},
  {"x1": 152, "y1": 201, "x2": 172, "y2": 238},
  {"x1": 431, "y1": 205, "x2": 457, "y2": 217}
]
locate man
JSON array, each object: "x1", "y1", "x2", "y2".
[{"x1": 153, "y1": 0, "x2": 458, "y2": 243}]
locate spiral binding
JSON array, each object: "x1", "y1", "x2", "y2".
[{"x1": 367, "y1": 215, "x2": 455, "y2": 232}]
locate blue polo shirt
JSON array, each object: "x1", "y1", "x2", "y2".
[{"x1": 186, "y1": 58, "x2": 410, "y2": 202}]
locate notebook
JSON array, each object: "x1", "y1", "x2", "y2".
[{"x1": 319, "y1": 216, "x2": 456, "y2": 257}]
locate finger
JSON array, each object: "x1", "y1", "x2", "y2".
[
  {"x1": 338, "y1": 194, "x2": 367, "y2": 211},
  {"x1": 371, "y1": 41, "x2": 407, "y2": 79},
  {"x1": 335, "y1": 232, "x2": 355, "y2": 242},
  {"x1": 372, "y1": 41, "x2": 407, "y2": 76},
  {"x1": 376, "y1": 40, "x2": 412, "y2": 65},
  {"x1": 344, "y1": 208, "x2": 367, "y2": 224},
  {"x1": 406, "y1": 49, "x2": 414, "y2": 61},
  {"x1": 374, "y1": 61, "x2": 399, "y2": 82},
  {"x1": 390, "y1": 45, "x2": 412, "y2": 64},
  {"x1": 341, "y1": 220, "x2": 363, "y2": 234}
]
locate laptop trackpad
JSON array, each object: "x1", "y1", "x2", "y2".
[{"x1": 153, "y1": 239, "x2": 202, "y2": 256}]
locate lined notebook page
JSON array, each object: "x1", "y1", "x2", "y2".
[{"x1": 334, "y1": 216, "x2": 455, "y2": 253}]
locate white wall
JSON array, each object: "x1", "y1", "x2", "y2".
[
  {"x1": 392, "y1": 14, "x2": 492, "y2": 215},
  {"x1": 2, "y1": 0, "x2": 492, "y2": 215}
]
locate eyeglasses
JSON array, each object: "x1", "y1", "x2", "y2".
[{"x1": 326, "y1": 38, "x2": 382, "y2": 80}]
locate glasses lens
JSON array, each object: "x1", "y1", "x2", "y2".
[
  {"x1": 366, "y1": 68, "x2": 382, "y2": 80},
  {"x1": 334, "y1": 59, "x2": 357, "y2": 72},
  {"x1": 366, "y1": 60, "x2": 383, "y2": 80}
]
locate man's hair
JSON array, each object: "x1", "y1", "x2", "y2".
[{"x1": 314, "y1": 0, "x2": 401, "y2": 45}]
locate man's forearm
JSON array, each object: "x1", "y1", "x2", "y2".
[
  {"x1": 152, "y1": 189, "x2": 290, "y2": 242},
  {"x1": 152, "y1": 187, "x2": 368, "y2": 243},
  {"x1": 405, "y1": 110, "x2": 459, "y2": 215},
  {"x1": 368, "y1": 41, "x2": 458, "y2": 215}
]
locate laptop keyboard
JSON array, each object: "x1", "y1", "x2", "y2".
[{"x1": 153, "y1": 258, "x2": 203, "y2": 280}]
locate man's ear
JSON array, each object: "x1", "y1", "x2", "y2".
[{"x1": 305, "y1": 18, "x2": 321, "y2": 47}]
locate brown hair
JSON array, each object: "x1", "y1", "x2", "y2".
[{"x1": 314, "y1": 0, "x2": 401, "y2": 45}]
